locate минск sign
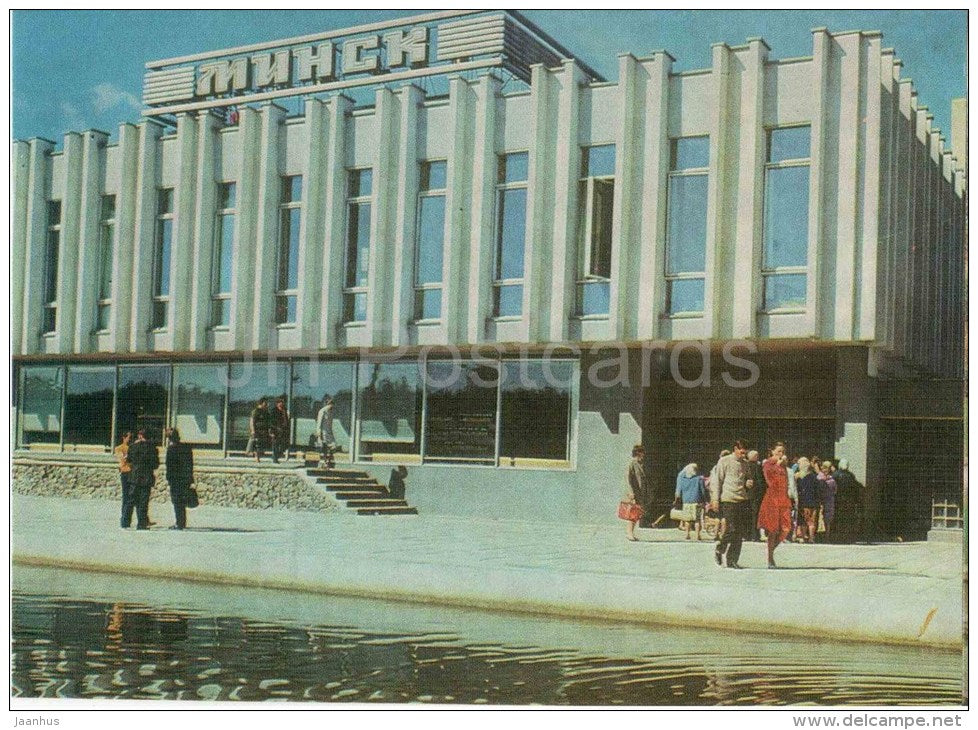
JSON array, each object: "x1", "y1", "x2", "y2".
[{"x1": 141, "y1": 10, "x2": 581, "y2": 118}]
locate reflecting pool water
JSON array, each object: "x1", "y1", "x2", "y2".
[{"x1": 11, "y1": 566, "x2": 962, "y2": 705}]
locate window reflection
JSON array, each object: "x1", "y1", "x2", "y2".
[
  {"x1": 227, "y1": 362, "x2": 289, "y2": 453},
  {"x1": 172, "y1": 364, "x2": 228, "y2": 449},
  {"x1": 64, "y1": 367, "x2": 115, "y2": 450},
  {"x1": 116, "y1": 365, "x2": 170, "y2": 446},
  {"x1": 424, "y1": 361, "x2": 498, "y2": 465},
  {"x1": 290, "y1": 361, "x2": 354, "y2": 455},
  {"x1": 18, "y1": 366, "x2": 63, "y2": 448},
  {"x1": 499, "y1": 361, "x2": 574, "y2": 467},
  {"x1": 356, "y1": 362, "x2": 423, "y2": 463}
]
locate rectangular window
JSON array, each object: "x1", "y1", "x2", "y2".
[
  {"x1": 423, "y1": 360, "x2": 499, "y2": 466},
  {"x1": 665, "y1": 137, "x2": 709, "y2": 315},
  {"x1": 343, "y1": 168, "x2": 372, "y2": 323},
  {"x1": 275, "y1": 176, "x2": 301, "y2": 324},
  {"x1": 356, "y1": 361, "x2": 423, "y2": 462},
  {"x1": 63, "y1": 366, "x2": 115, "y2": 451},
  {"x1": 289, "y1": 361, "x2": 355, "y2": 455},
  {"x1": 42, "y1": 201, "x2": 61, "y2": 334},
  {"x1": 152, "y1": 188, "x2": 174, "y2": 329},
  {"x1": 499, "y1": 360, "x2": 575, "y2": 468},
  {"x1": 17, "y1": 366, "x2": 63, "y2": 448},
  {"x1": 227, "y1": 362, "x2": 289, "y2": 453},
  {"x1": 95, "y1": 195, "x2": 115, "y2": 332},
  {"x1": 577, "y1": 145, "x2": 615, "y2": 316},
  {"x1": 171, "y1": 364, "x2": 227, "y2": 450},
  {"x1": 762, "y1": 126, "x2": 811, "y2": 311},
  {"x1": 212, "y1": 182, "x2": 236, "y2": 328},
  {"x1": 493, "y1": 152, "x2": 528, "y2": 317},
  {"x1": 414, "y1": 160, "x2": 447, "y2": 321},
  {"x1": 116, "y1": 365, "x2": 170, "y2": 446}
]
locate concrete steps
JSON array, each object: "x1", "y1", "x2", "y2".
[{"x1": 302, "y1": 459, "x2": 417, "y2": 516}]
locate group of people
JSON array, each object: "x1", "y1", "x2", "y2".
[
  {"x1": 247, "y1": 397, "x2": 291, "y2": 463},
  {"x1": 115, "y1": 428, "x2": 196, "y2": 531},
  {"x1": 621, "y1": 440, "x2": 864, "y2": 568}
]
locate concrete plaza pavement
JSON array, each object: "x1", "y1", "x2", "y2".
[{"x1": 11, "y1": 493, "x2": 964, "y2": 649}]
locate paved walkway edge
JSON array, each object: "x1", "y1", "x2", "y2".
[{"x1": 12, "y1": 552, "x2": 961, "y2": 652}]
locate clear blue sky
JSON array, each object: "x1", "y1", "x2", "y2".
[{"x1": 11, "y1": 9, "x2": 966, "y2": 144}]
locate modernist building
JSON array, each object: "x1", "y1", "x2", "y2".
[{"x1": 11, "y1": 11, "x2": 965, "y2": 537}]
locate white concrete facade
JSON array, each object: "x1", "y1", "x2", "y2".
[{"x1": 11, "y1": 29, "x2": 964, "y2": 378}]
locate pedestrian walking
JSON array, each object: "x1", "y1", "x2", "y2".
[
  {"x1": 758, "y1": 442, "x2": 793, "y2": 568},
  {"x1": 164, "y1": 428, "x2": 195, "y2": 530},
  {"x1": 746, "y1": 449, "x2": 766, "y2": 541},
  {"x1": 115, "y1": 431, "x2": 135, "y2": 529},
  {"x1": 248, "y1": 398, "x2": 271, "y2": 463},
  {"x1": 127, "y1": 430, "x2": 159, "y2": 530},
  {"x1": 831, "y1": 459, "x2": 864, "y2": 543},
  {"x1": 708, "y1": 449, "x2": 732, "y2": 540},
  {"x1": 388, "y1": 464, "x2": 408, "y2": 500},
  {"x1": 817, "y1": 460, "x2": 837, "y2": 541},
  {"x1": 620, "y1": 445, "x2": 647, "y2": 542},
  {"x1": 794, "y1": 457, "x2": 819, "y2": 543},
  {"x1": 316, "y1": 397, "x2": 337, "y2": 471},
  {"x1": 674, "y1": 463, "x2": 708, "y2": 540},
  {"x1": 712, "y1": 440, "x2": 753, "y2": 569},
  {"x1": 270, "y1": 398, "x2": 290, "y2": 463}
]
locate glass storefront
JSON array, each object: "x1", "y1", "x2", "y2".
[
  {"x1": 172, "y1": 364, "x2": 228, "y2": 450},
  {"x1": 226, "y1": 362, "x2": 289, "y2": 453},
  {"x1": 63, "y1": 367, "x2": 115, "y2": 450},
  {"x1": 17, "y1": 366, "x2": 63, "y2": 448},
  {"x1": 424, "y1": 360, "x2": 498, "y2": 465},
  {"x1": 116, "y1": 365, "x2": 170, "y2": 446},
  {"x1": 356, "y1": 361, "x2": 423, "y2": 463},
  {"x1": 290, "y1": 361, "x2": 354, "y2": 455},
  {"x1": 15, "y1": 356, "x2": 578, "y2": 469}
]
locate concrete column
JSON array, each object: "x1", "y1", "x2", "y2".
[
  {"x1": 391, "y1": 85, "x2": 424, "y2": 347},
  {"x1": 170, "y1": 113, "x2": 199, "y2": 351},
  {"x1": 111, "y1": 124, "x2": 139, "y2": 353},
  {"x1": 877, "y1": 50, "x2": 898, "y2": 349},
  {"x1": 465, "y1": 74, "x2": 500, "y2": 345},
  {"x1": 231, "y1": 106, "x2": 261, "y2": 350},
  {"x1": 834, "y1": 347, "x2": 881, "y2": 536},
  {"x1": 858, "y1": 34, "x2": 883, "y2": 342},
  {"x1": 128, "y1": 120, "x2": 165, "y2": 352},
  {"x1": 188, "y1": 110, "x2": 222, "y2": 351},
  {"x1": 893, "y1": 78, "x2": 914, "y2": 361},
  {"x1": 910, "y1": 103, "x2": 929, "y2": 368},
  {"x1": 442, "y1": 77, "x2": 475, "y2": 344},
  {"x1": 296, "y1": 98, "x2": 327, "y2": 350},
  {"x1": 636, "y1": 52, "x2": 672, "y2": 340},
  {"x1": 19, "y1": 137, "x2": 55, "y2": 355},
  {"x1": 543, "y1": 61, "x2": 584, "y2": 343},
  {"x1": 704, "y1": 44, "x2": 732, "y2": 339},
  {"x1": 832, "y1": 32, "x2": 863, "y2": 341},
  {"x1": 72, "y1": 130, "x2": 109, "y2": 354},
  {"x1": 730, "y1": 39, "x2": 769, "y2": 339},
  {"x1": 250, "y1": 103, "x2": 286, "y2": 352},
  {"x1": 55, "y1": 132, "x2": 84, "y2": 353},
  {"x1": 808, "y1": 29, "x2": 831, "y2": 339},
  {"x1": 319, "y1": 96, "x2": 352, "y2": 349},
  {"x1": 610, "y1": 54, "x2": 643, "y2": 340},
  {"x1": 365, "y1": 87, "x2": 399, "y2": 348},
  {"x1": 11, "y1": 140, "x2": 31, "y2": 355}
]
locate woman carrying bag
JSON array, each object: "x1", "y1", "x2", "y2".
[{"x1": 619, "y1": 445, "x2": 647, "y2": 542}]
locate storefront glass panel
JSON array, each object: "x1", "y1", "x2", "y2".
[
  {"x1": 290, "y1": 361, "x2": 354, "y2": 455},
  {"x1": 227, "y1": 362, "x2": 289, "y2": 453},
  {"x1": 172, "y1": 364, "x2": 227, "y2": 450},
  {"x1": 18, "y1": 366, "x2": 63, "y2": 448},
  {"x1": 356, "y1": 362, "x2": 423, "y2": 463},
  {"x1": 63, "y1": 367, "x2": 115, "y2": 450},
  {"x1": 424, "y1": 361, "x2": 498, "y2": 465},
  {"x1": 499, "y1": 361, "x2": 574, "y2": 468},
  {"x1": 116, "y1": 365, "x2": 170, "y2": 446}
]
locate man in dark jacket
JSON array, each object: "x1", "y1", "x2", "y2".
[
  {"x1": 831, "y1": 459, "x2": 864, "y2": 543},
  {"x1": 127, "y1": 430, "x2": 160, "y2": 530},
  {"x1": 165, "y1": 428, "x2": 195, "y2": 530},
  {"x1": 745, "y1": 450, "x2": 766, "y2": 541}
]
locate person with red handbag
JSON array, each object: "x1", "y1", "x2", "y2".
[{"x1": 619, "y1": 444, "x2": 647, "y2": 541}]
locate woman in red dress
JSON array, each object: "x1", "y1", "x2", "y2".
[{"x1": 758, "y1": 442, "x2": 793, "y2": 569}]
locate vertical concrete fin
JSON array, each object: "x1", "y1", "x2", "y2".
[
  {"x1": 20, "y1": 138, "x2": 55, "y2": 355},
  {"x1": 250, "y1": 103, "x2": 285, "y2": 352},
  {"x1": 171, "y1": 113, "x2": 199, "y2": 351},
  {"x1": 11, "y1": 140, "x2": 32, "y2": 355},
  {"x1": 391, "y1": 85, "x2": 424, "y2": 348},
  {"x1": 111, "y1": 124, "x2": 139, "y2": 353},
  {"x1": 858, "y1": 35, "x2": 883, "y2": 342},
  {"x1": 231, "y1": 106, "x2": 262, "y2": 350},
  {"x1": 73, "y1": 130, "x2": 110, "y2": 354},
  {"x1": 56, "y1": 132, "x2": 84, "y2": 353},
  {"x1": 128, "y1": 120, "x2": 164, "y2": 353},
  {"x1": 296, "y1": 98, "x2": 328, "y2": 350},
  {"x1": 188, "y1": 110, "x2": 222, "y2": 351},
  {"x1": 704, "y1": 43, "x2": 731, "y2": 339},
  {"x1": 808, "y1": 29, "x2": 831, "y2": 340},
  {"x1": 319, "y1": 95, "x2": 352, "y2": 349}
]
